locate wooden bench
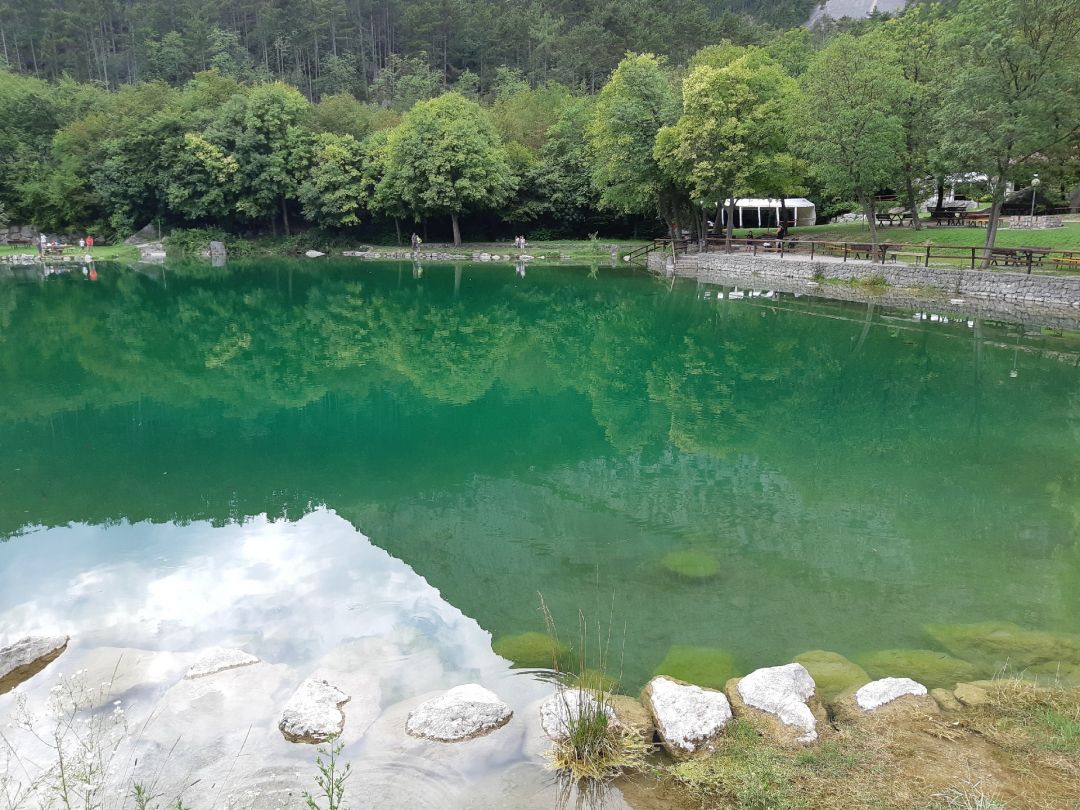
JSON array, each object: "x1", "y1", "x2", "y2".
[{"x1": 5, "y1": 237, "x2": 33, "y2": 246}]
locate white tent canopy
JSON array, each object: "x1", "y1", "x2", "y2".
[{"x1": 720, "y1": 198, "x2": 817, "y2": 229}]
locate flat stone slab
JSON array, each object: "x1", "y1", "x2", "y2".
[
  {"x1": 729, "y1": 663, "x2": 823, "y2": 744},
  {"x1": 539, "y1": 688, "x2": 615, "y2": 740},
  {"x1": 185, "y1": 647, "x2": 260, "y2": 680},
  {"x1": 642, "y1": 676, "x2": 732, "y2": 758},
  {"x1": 0, "y1": 636, "x2": 69, "y2": 695},
  {"x1": 279, "y1": 678, "x2": 351, "y2": 743},
  {"x1": 405, "y1": 684, "x2": 513, "y2": 742},
  {"x1": 856, "y1": 677, "x2": 927, "y2": 711}
]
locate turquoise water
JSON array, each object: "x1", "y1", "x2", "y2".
[{"x1": 1, "y1": 259, "x2": 1079, "y2": 693}]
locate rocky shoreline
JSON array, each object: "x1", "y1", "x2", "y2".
[{"x1": 3, "y1": 619, "x2": 1078, "y2": 808}]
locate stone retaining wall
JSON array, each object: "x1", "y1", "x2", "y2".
[
  {"x1": 648, "y1": 251, "x2": 1080, "y2": 309},
  {"x1": 1007, "y1": 215, "x2": 1063, "y2": 229}
]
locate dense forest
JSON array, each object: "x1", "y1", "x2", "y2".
[
  {"x1": 0, "y1": 0, "x2": 822, "y2": 92},
  {"x1": 0, "y1": 0, "x2": 1076, "y2": 247}
]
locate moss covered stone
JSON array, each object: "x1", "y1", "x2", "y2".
[
  {"x1": 924, "y1": 621, "x2": 1080, "y2": 671},
  {"x1": 661, "y1": 549, "x2": 721, "y2": 580},
  {"x1": 792, "y1": 650, "x2": 870, "y2": 701},
  {"x1": 492, "y1": 632, "x2": 569, "y2": 669},
  {"x1": 856, "y1": 649, "x2": 981, "y2": 690},
  {"x1": 653, "y1": 645, "x2": 739, "y2": 690}
]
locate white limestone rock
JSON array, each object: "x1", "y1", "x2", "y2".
[
  {"x1": 0, "y1": 636, "x2": 69, "y2": 695},
  {"x1": 405, "y1": 684, "x2": 513, "y2": 742},
  {"x1": 735, "y1": 663, "x2": 819, "y2": 743},
  {"x1": 539, "y1": 689, "x2": 615, "y2": 740},
  {"x1": 855, "y1": 677, "x2": 928, "y2": 711},
  {"x1": 642, "y1": 676, "x2": 732, "y2": 758},
  {"x1": 305, "y1": 250, "x2": 325, "y2": 258},
  {"x1": 279, "y1": 677, "x2": 351, "y2": 743},
  {"x1": 185, "y1": 647, "x2": 260, "y2": 680}
]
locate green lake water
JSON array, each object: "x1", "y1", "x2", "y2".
[{"x1": 2, "y1": 258, "x2": 1079, "y2": 696}]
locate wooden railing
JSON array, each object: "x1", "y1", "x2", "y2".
[{"x1": 632, "y1": 236, "x2": 1080, "y2": 275}]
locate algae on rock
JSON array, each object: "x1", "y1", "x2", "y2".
[
  {"x1": 793, "y1": 650, "x2": 870, "y2": 700},
  {"x1": 653, "y1": 645, "x2": 739, "y2": 690},
  {"x1": 660, "y1": 549, "x2": 721, "y2": 579},
  {"x1": 925, "y1": 621, "x2": 1080, "y2": 671},
  {"x1": 856, "y1": 648, "x2": 980, "y2": 689},
  {"x1": 492, "y1": 631, "x2": 569, "y2": 669}
]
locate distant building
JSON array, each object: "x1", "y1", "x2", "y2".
[{"x1": 720, "y1": 198, "x2": 817, "y2": 229}]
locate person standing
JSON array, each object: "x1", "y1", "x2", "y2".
[
  {"x1": 86, "y1": 234, "x2": 94, "y2": 254},
  {"x1": 39, "y1": 232, "x2": 47, "y2": 256}
]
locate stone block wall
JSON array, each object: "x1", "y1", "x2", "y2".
[
  {"x1": 1006, "y1": 215, "x2": 1063, "y2": 229},
  {"x1": 647, "y1": 251, "x2": 1080, "y2": 308}
]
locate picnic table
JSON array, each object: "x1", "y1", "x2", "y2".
[
  {"x1": 875, "y1": 208, "x2": 915, "y2": 226},
  {"x1": 42, "y1": 243, "x2": 71, "y2": 255},
  {"x1": 929, "y1": 205, "x2": 971, "y2": 226},
  {"x1": 846, "y1": 242, "x2": 883, "y2": 261},
  {"x1": 959, "y1": 211, "x2": 991, "y2": 227},
  {"x1": 988, "y1": 246, "x2": 1050, "y2": 272}
]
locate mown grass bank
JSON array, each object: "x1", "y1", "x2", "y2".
[
  {"x1": 776, "y1": 220, "x2": 1080, "y2": 251},
  {"x1": 0, "y1": 244, "x2": 139, "y2": 261}
]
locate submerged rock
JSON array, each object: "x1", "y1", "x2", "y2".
[
  {"x1": 539, "y1": 688, "x2": 615, "y2": 741},
  {"x1": 793, "y1": 650, "x2": 870, "y2": 700},
  {"x1": 568, "y1": 669, "x2": 619, "y2": 694},
  {"x1": 856, "y1": 648, "x2": 980, "y2": 689},
  {"x1": 279, "y1": 678, "x2": 351, "y2": 743},
  {"x1": 405, "y1": 684, "x2": 512, "y2": 742},
  {"x1": 0, "y1": 635, "x2": 69, "y2": 695},
  {"x1": 727, "y1": 663, "x2": 823, "y2": 745},
  {"x1": 924, "y1": 621, "x2": 1080, "y2": 670},
  {"x1": 642, "y1": 676, "x2": 732, "y2": 758},
  {"x1": 660, "y1": 549, "x2": 720, "y2": 579},
  {"x1": 855, "y1": 677, "x2": 928, "y2": 711},
  {"x1": 185, "y1": 647, "x2": 260, "y2": 680},
  {"x1": 492, "y1": 632, "x2": 568, "y2": 669},
  {"x1": 653, "y1": 645, "x2": 738, "y2": 690}
]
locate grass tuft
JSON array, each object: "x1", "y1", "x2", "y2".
[{"x1": 538, "y1": 595, "x2": 652, "y2": 791}]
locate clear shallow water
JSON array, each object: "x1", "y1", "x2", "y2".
[{"x1": 0, "y1": 259, "x2": 1079, "y2": 799}]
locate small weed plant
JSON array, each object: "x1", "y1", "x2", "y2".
[
  {"x1": 304, "y1": 738, "x2": 351, "y2": 810},
  {"x1": 0, "y1": 668, "x2": 187, "y2": 810}
]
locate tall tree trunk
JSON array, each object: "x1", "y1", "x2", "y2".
[
  {"x1": 451, "y1": 212, "x2": 462, "y2": 246},
  {"x1": 725, "y1": 194, "x2": 735, "y2": 252},
  {"x1": 281, "y1": 196, "x2": 291, "y2": 236},
  {"x1": 859, "y1": 194, "x2": 879, "y2": 252},
  {"x1": 934, "y1": 177, "x2": 945, "y2": 211},
  {"x1": 905, "y1": 174, "x2": 922, "y2": 231},
  {"x1": 394, "y1": 216, "x2": 401, "y2": 245},
  {"x1": 982, "y1": 191, "x2": 1004, "y2": 267}
]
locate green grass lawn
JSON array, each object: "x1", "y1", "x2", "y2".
[
  {"x1": 367, "y1": 239, "x2": 649, "y2": 259},
  {"x1": 776, "y1": 220, "x2": 1080, "y2": 251},
  {"x1": 0, "y1": 243, "x2": 140, "y2": 261}
]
